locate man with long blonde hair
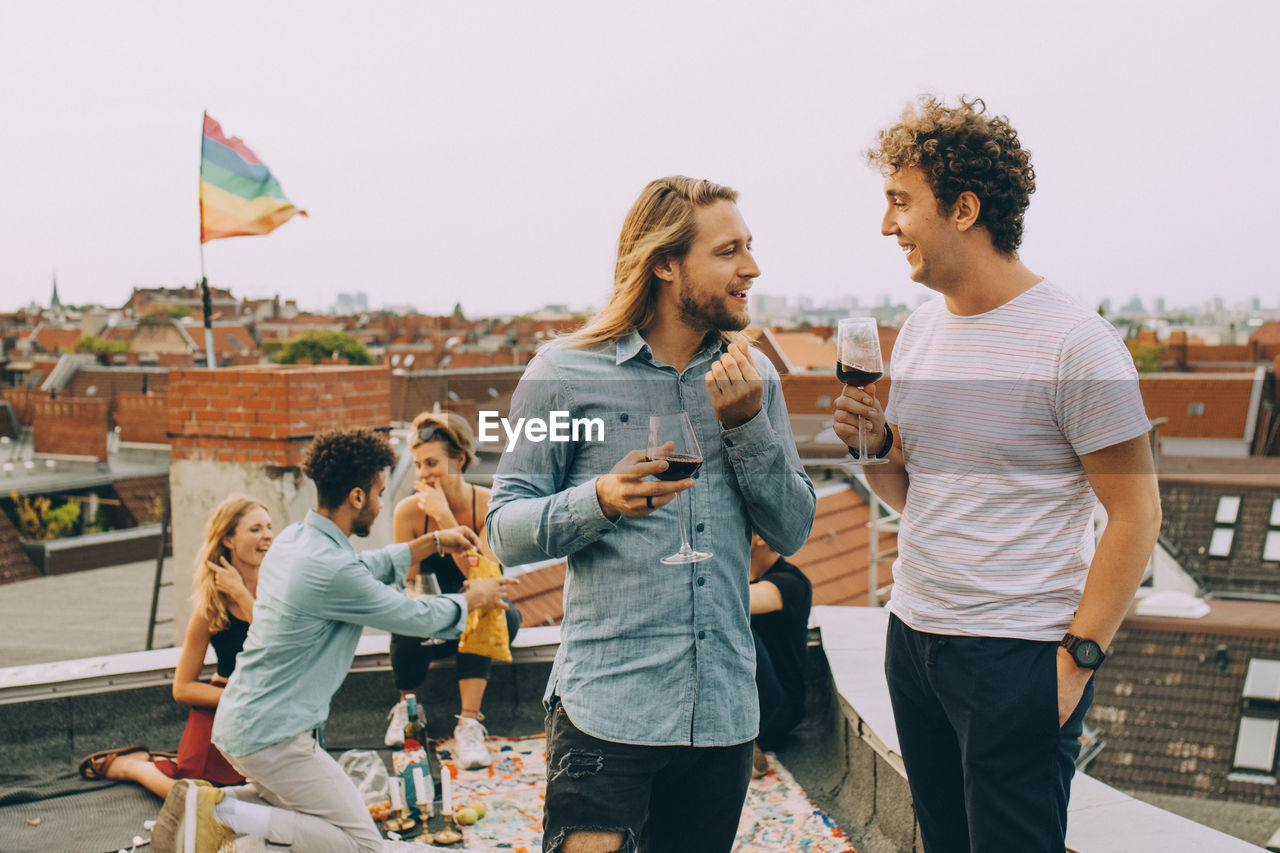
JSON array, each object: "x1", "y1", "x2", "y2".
[{"x1": 489, "y1": 176, "x2": 815, "y2": 853}]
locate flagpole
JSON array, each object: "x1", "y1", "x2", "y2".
[{"x1": 199, "y1": 109, "x2": 216, "y2": 370}]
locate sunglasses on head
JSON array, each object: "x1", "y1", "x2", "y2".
[{"x1": 417, "y1": 426, "x2": 453, "y2": 445}]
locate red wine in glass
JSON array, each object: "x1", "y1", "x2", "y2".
[
  {"x1": 645, "y1": 453, "x2": 703, "y2": 481},
  {"x1": 836, "y1": 317, "x2": 888, "y2": 466},
  {"x1": 836, "y1": 363, "x2": 883, "y2": 388},
  {"x1": 648, "y1": 412, "x2": 712, "y2": 564}
]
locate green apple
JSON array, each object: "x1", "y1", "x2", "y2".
[
  {"x1": 466, "y1": 800, "x2": 486, "y2": 820},
  {"x1": 455, "y1": 806, "x2": 479, "y2": 825}
]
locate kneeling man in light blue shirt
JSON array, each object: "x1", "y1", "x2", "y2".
[{"x1": 152, "y1": 427, "x2": 515, "y2": 853}]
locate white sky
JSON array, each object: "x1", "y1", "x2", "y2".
[{"x1": 2, "y1": 1, "x2": 1277, "y2": 317}]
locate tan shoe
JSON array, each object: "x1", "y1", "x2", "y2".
[{"x1": 151, "y1": 780, "x2": 236, "y2": 853}]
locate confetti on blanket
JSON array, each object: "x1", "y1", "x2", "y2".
[{"x1": 398, "y1": 734, "x2": 856, "y2": 853}]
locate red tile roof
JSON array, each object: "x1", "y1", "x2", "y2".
[
  {"x1": 32, "y1": 327, "x2": 82, "y2": 354},
  {"x1": 1139, "y1": 374, "x2": 1258, "y2": 439}
]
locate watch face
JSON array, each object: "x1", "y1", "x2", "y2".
[{"x1": 1075, "y1": 640, "x2": 1103, "y2": 667}]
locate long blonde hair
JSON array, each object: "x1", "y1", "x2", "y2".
[
  {"x1": 564, "y1": 175, "x2": 742, "y2": 350},
  {"x1": 193, "y1": 494, "x2": 268, "y2": 634}
]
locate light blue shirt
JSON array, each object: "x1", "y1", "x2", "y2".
[
  {"x1": 212, "y1": 511, "x2": 468, "y2": 757},
  {"x1": 487, "y1": 331, "x2": 816, "y2": 747}
]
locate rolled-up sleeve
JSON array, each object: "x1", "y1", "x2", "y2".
[
  {"x1": 487, "y1": 354, "x2": 617, "y2": 565},
  {"x1": 721, "y1": 358, "x2": 816, "y2": 555},
  {"x1": 319, "y1": 559, "x2": 468, "y2": 638}
]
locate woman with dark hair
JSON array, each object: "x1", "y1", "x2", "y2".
[
  {"x1": 78, "y1": 494, "x2": 273, "y2": 797},
  {"x1": 385, "y1": 411, "x2": 522, "y2": 769}
]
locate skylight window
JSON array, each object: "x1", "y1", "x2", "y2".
[
  {"x1": 1215, "y1": 495, "x2": 1241, "y2": 525},
  {"x1": 1232, "y1": 717, "x2": 1279, "y2": 774},
  {"x1": 1264, "y1": 531, "x2": 1280, "y2": 563},
  {"x1": 1231, "y1": 658, "x2": 1280, "y2": 781},
  {"x1": 1208, "y1": 527, "x2": 1235, "y2": 558},
  {"x1": 1244, "y1": 659, "x2": 1280, "y2": 702}
]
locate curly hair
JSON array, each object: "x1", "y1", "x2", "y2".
[
  {"x1": 303, "y1": 428, "x2": 397, "y2": 510},
  {"x1": 866, "y1": 95, "x2": 1035, "y2": 256}
]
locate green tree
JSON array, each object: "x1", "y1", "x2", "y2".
[
  {"x1": 1125, "y1": 339, "x2": 1166, "y2": 373},
  {"x1": 275, "y1": 330, "x2": 374, "y2": 365},
  {"x1": 73, "y1": 335, "x2": 130, "y2": 356}
]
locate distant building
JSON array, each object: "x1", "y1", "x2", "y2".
[{"x1": 331, "y1": 292, "x2": 369, "y2": 315}]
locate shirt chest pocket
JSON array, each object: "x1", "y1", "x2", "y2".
[{"x1": 570, "y1": 410, "x2": 652, "y2": 476}]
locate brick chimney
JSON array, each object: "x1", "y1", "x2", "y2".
[
  {"x1": 166, "y1": 365, "x2": 391, "y2": 632},
  {"x1": 1167, "y1": 330, "x2": 1188, "y2": 372}
]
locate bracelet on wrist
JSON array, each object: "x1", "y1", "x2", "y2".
[
  {"x1": 848, "y1": 423, "x2": 894, "y2": 460},
  {"x1": 432, "y1": 531, "x2": 442, "y2": 556}
]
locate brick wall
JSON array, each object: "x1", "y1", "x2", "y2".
[
  {"x1": 2, "y1": 387, "x2": 45, "y2": 426},
  {"x1": 31, "y1": 397, "x2": 109, "y2": 460},
  {"x1": 156, "y1": 352, "x2": 196, "y2": 368},
  {"x1": 114, "y1": 393, "x2": 169, "y2": 444},
  {"x1": 168, "y1": 365, "x2": 391, "y2": 467}
]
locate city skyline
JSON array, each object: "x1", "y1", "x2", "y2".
[{"x1": 2, "y1": 2, "x2": 1277, "y2": 317}]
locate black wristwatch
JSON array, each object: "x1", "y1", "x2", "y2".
[
  {"x1": 848, "y1": 423, "x2": 894, "y2": 460},
  {"x1": 1060, "y1": 633, "x2": 1106, "y2": 670}
]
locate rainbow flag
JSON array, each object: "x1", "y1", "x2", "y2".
[{"x1": 199, "y1": 113, "x2": 306, "y2": 243}]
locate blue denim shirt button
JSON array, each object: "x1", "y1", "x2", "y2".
[
  {"x1": 619, "y1": 413, "x2": 629, "y2": 423},
  {"x1": 695, "y1": 522, "x2": 705, "y2": 532},
  {"x1": 696, "y1": 577, "x2": 706, "y2": 586},
  {"x1": 697, "y1": 630, "x2": 706, "y2": 640},
  {"x1": 724, "y1": 439, "x2": 734, "y2": 447}
]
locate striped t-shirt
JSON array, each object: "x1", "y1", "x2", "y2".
[{"x1": 883, "y1": 280, "x2": 1150, "y2": 641}]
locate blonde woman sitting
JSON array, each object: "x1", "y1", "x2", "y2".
[{"x1": 78, "y1": 494, "x2": 273, "y2": 796}]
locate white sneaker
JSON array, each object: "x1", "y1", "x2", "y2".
[
  {"x1": 454, "y1": 715, "x2": 491, "y2": 769},
  {"x1": 385, "y1": 699, "x2": 408, "y2": 748}
]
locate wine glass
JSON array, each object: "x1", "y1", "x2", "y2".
[
  {"x1": 410, "y1": 569, "x2": 446, "y2": 646},
  {"x1": 836, "y1": 317, "x2": 887, "y2": 466},
  {"x1": 647, "y1": 412, "x2": 711, "y2": 564}
]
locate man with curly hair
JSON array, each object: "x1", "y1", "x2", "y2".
[
  {"x1": 835, "y1": 97, "x2": 1160, "y2": 852},
  {"x1": 153, "y1": 427, "x2": 515, "y2": 853}
]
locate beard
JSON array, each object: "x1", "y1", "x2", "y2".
[
  {"x1": 676, "y1": 278, "x2": 750, "y2": 333},
  {"x1": 350, "y1": 503, "x2": 377, "y2": 538}
]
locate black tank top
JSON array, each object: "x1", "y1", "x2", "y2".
[
  {"x1": 419, "y1": 485, "x2": 479, "y2": 594},
  {"x1": 209, "y1": 614, "x2": 249, "y2": 679}
]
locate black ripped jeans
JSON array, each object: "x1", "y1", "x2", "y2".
[{"x1": 541, "y1": 698, "x2": 752, "y2": 853}]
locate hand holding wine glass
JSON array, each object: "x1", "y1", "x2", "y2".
[
  {"x1": 648, "y1": 412, "x2": 712, "y2": 564},
  {"x1": 835, "y1": 317, "x2": 888, "y2": 466}
]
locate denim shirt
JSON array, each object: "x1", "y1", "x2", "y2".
[
  {"x1": 212, "y1": 511, "x2": 468, "y2": 757},
  {"x1": 486, "y1": 330, "x2": 815, "y2": 747}
]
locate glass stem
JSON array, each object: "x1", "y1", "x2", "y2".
[
  {"x1": 858, "y1": 413, "x2": 869, "y2": 458},
  {"x1": 675, "y1": 491, "x2": 692, "y2": 555}
]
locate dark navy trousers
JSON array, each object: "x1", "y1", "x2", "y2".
[{"x1": 885, "y1": 614, "x2": 1093, "y2": 853}]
